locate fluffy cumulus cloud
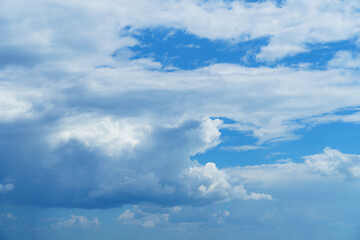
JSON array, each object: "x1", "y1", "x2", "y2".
[
  {"x1": 188, "y1": 162, "x2": 272, "y2": 201},
  {"x1": 1, "y1": 0, "x2": 360, "y2": 211},
  {"x1": 118, "y1": 206, "x2": 170, "y2": 228},
  {"x1": 0, "y1": 113, "x2": 271, "y2": 208},
  {"x1": 304, "y1": 147, "x2": 360, "y2": 178}
]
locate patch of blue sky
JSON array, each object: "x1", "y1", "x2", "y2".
[
  {"x1": 194, "y1": 119, "x2": 360, "y2": 168},
  {"x1": 192, "y1": 126, "x2": 277, "y2": 168},
  {"x1": 224, "y1": 0, "x2": 286, "y2": 6},
  {"x1": 244, "y1": 0, "x2": 286, "y2": 6},
  {"x1": 124, "y1": 27, "x2": 268, "y2": 70},
  {"x1": 121, "y1": 27, "x2": 359, "y2": 71},
  {"x1": 277, "y1": 40, "x2": 359, "y2": 69}
]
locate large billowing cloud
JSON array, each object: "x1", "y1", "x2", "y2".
[
  {"x1": 1, "y1": 0, "x2": 360, "y2": 209},
  {"x1": 0, "y1": 116, "x2": 270, "y2": 208}
]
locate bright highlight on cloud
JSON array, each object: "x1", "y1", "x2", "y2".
[{"x1": 49, "y1": 115, "x2": 152, "y2": 157}]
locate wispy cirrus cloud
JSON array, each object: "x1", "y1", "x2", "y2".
[{"x1": 221, "y1": 145, "x2": 264, "y2": 152}]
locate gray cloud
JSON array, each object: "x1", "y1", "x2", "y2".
[{"x1": 0, "y1": 117, "x2": 269, "y2": 208}]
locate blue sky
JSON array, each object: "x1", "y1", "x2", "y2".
[{"x1": 1, "y1": 0, "x2": 360, "y2": 239}]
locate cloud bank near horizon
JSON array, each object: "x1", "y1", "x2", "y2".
[{"x1": 1, "y1": 0, "x2": 360, "y2": 212}]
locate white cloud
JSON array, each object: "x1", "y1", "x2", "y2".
[
  {"x1": 117, "y1": 205, "x2": 234, "y2": 227},
  {"x1": 0, "y1": 0, "x2": 359, "y2": 65},
  {"x1": 118, "y1": 207, "x2": 169, "y2": 228},
  {"x1": 328, "y1": 51, "x2": 360, "y2": 69},
  {"x1": 1, "y1": 0, "x2": 360, "y2": 143},
  {"x1": 0, "y1": 86, "x2": 36, "y2": 122},
  {"x1": 221, "y1": 145, "x2": 263, "y2": 152},
  {"x1": 188, "y1": 162, "x2": 272, "y2": 201},
  {"x1": 227, "y1": 162, "x2": 315, "y2": 189},
  {"x1": 49, "y1": 115, "x2": 151, "y2": 157},
  {"x1": 118, "y1": 210, "x2": 135, "y2": 222},
  {"x1": 223, "y1": 148, "x2": 360, "y2": 191},
  {"x1": 304, "y1": 147, "x2": 360, "y2": 178},
  {"x1": 0, "y1": 183, "x2": 14, "y2": 193},
  {"x1": 213, "y1": 210, "x2": 230, "y2": 224},
  {"x1": 190, "y1": 118, "x2": 223, "y2": 154},
  {"x1": 56, "y1": 61, "x2": 360, "y2": 144},
  {"x1": 176, "y1": 43, "x2": 201, "y2": 49},
  {"x1": 56, "y1": 215, "x2": 100, "y2": 229},
  {"x1": 257, "y1": 42, "x2": 307, "y2": 62},
  {"x1": 24, "y1": 116, "x2": 272, "y2": 207},
  {"x1": 3, "y1": 57, "x2": 360, "y2": 207}
]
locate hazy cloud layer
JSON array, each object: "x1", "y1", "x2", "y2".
[{"x1": 55, "y1": 215, "x2": 100, "y2": 229}]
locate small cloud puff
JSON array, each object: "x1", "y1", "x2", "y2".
[
  {"x1": 5, "y1": 213, "x2": 18, "y2": 221},
  {"x1": 0, "y1": 213, "x2": 18, "y2": 221},
  {"x1": 0, "y1": 183, "x2": 14, "y2": 193},
  {"x1": 55, "y1": 215, "x2": 100, "y2": 229},
  {"x1": 176, "y1": 43, "x2": 201, "y2": 49},
  {"x1": 118, "y1": 207, "x2": 169, "y2": 228},
  {"x1": 213, "y1": 210, "x2": 230, "y2": 224}
]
